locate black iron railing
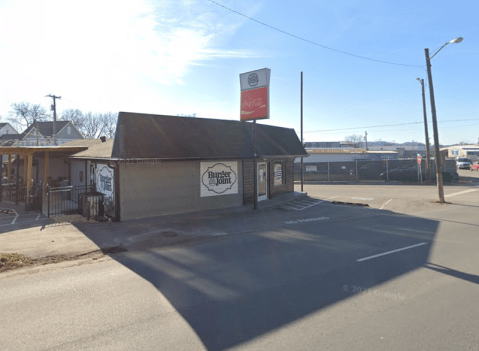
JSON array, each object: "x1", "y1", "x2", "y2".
[{"x1": 46, "y1": 185, "x2": 104, "y2": 218}]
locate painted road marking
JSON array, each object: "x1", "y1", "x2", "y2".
[
  {"x1": 357, "y1": 242, "x2": 427, "y2": 262},
  {"x1": 277, "y1": 197, "x2": 325, "y2": 211},
  {"x1": 0, "y1": 218, "x2": 51, "y2": 227},
  {"x1": 380, "y1": 199, "x2": 393, "y2": 210},
  {"x1": 446, "y1": 188, "x2": 478, "y2": 198},
  {"x1": 285, "y1": 217, "x2": 329, "y2": 224},
  {"x1": 352, "y1": 197, "x2": 373, "y2": 201}
]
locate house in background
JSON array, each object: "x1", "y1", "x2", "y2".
[
  {"x1": 0, "y1": 121, "x2": 83, "y2": 147},
  {"x1": 1, "y1": 121, "x2": 84, "y2": 179},
  {"x1": 0, "y1": 123, "x2": 19, "y2": 137}
]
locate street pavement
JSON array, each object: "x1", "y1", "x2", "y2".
[{"x1": 1, "y1": 183, "x2": 478, "y2": 350}]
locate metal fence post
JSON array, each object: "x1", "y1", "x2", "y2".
[
  {"x1": 386, "y1": 159, "x2": 389, "y2": 182},
  {"x1": 356, "y1": 160, "x2": 358, "y2": 181},
  {"x1": 47, "y1": 186, "x2": 50, "y2": 218},
  {"x1": 328, "y1": 162, "x2": 330, "y2": 182}
]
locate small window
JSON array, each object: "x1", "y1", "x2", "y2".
[
  {"x1": 274, "y1": 162, "x2": 285, "y2": 186},
  {"x1": 67, "y1": 127, "x2": 71, "y2": 134}
]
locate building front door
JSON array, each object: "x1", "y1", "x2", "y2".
[{"x1": 257, "y1": 162, "x2": 268, "y2": 201}]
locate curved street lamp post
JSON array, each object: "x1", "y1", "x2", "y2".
[{"x1": 424, "y1": 37, "x2": 463, "y2": 203}]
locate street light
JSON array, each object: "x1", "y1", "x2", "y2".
[
  {"x1": 416, "y1": 78, "x2": 431, "y2": 182},
  {"x1": 424, "y1": 37, "x2": 463, "y2": 203}
]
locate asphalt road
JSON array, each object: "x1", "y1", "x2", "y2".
[{"x1": 1, "y1": 184, "x2": 479, "y2": 351}]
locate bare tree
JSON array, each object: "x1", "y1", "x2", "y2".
[
  {"x1": 100, "y1": 112, "x2": 118, "y2": 139},
  {"x1": 80, "y1": 112, "x2": 104, "y2": 139},
  {"x1": 61, "y1": 109, "x2": 85, "y2": 132},
  {"x1": 8, "y1": 102, "x2": 48, "y2": 131},
  {"x1": 345, "y1": 134, "x2": 364, "y2": 148}
]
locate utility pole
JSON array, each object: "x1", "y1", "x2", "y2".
[
  {"x1": 417, "y1": 78, "x2": 432, "y2": 182},
  {"x1": 365, "y1": 131, "x2": 368, "y2": 150},
  {"x1": 46, "y1": 94, "x2": 61, "y2": 146}
]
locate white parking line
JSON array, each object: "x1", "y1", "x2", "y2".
[
  {"x1": 446, "y1": 188, "x2": 478, "y2": 198},
  {"x1": 300, "y1": 200, "x2": 325, "y2": 210},
  {"x1": 380, "y1": 199, "x2": 393, "y2": 210},
  {"x1": 280, "y1": 205, "x2": 305, "y2": 210},
  {"x1": 36, "y1": 214, "x2": 41, "y2": 220},
  {"x1": 11, "y1": 209, "x2": 19, "y2": 225},
  {"x1": 357, "y1": 242, "x2": 427, "y2": 262}
]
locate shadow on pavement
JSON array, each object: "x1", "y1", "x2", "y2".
[
  {"x1": 425, "y1": 263, "x2": 479, "y2": 285},
  {"x1": 73, "y1": 204, "x2": 440, "y2": 351}
]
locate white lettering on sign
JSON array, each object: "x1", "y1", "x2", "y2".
[
  {"x1": 96, "y1": 165, "x2": 114, "y2": 201},
  {"x1": 96, "y1": 164, "x2": 115, "y2": 215},
  {"x1": 306, "y1": 165, "x2": 317, "y2": 172},
  {"x1": 200, "y1": 162, "x2": 238, "y2": 197}
]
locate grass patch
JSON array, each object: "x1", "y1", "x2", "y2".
[
  {"x1": 1, "y1": 246, "x2": 128, "y2": 273},
  {"x1": 0, "y1": 253, "x2": 32, "y2": 272}
]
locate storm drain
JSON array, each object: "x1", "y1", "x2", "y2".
[{"x1": 331, "y1": 201, "x2": 369, "y2": 207}]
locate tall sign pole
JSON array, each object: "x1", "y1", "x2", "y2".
[
  {"x1": 240, "y1": 68, "x2": 271, "y2": 210},
  {"x1": 253, "y1": 120, "x2": 257, "y2": 209},
  {"x1": 300, "y1": 71, "x2": 304, "y2": 193}
]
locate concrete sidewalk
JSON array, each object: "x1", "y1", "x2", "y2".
[{"x1": 0, "y1": 191, "x2": 308, "y2": 259}]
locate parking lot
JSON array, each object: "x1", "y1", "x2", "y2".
[{"x1": 2, "y1": 181, "x2": 479, "y2": 351}]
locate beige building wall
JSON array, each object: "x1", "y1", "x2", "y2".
[{"x1": 119, "y1": 160, "x2": 243, "y2": 221}]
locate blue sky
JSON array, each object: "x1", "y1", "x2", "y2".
[{"x1": 0, "y1": 0, "x2": 477, "y2": 145}]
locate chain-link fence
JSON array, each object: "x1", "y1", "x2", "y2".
[{"x1": 295, "y1": 159, "x2": 458, "y2": 183}]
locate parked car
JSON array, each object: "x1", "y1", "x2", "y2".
[
  {"x1": 471, "y1": 162, "x2": 479, "y2": 171},
  {"x1": 456, "y1": 157, "x2": 472, "y2": 170}
]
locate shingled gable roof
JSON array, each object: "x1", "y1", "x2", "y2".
[
  {"x1": 22, "y1": 121, "x2": 70, "y2": 138},
  {"x1": 111, "y1": 112, "x2": 307, "y2": 160}
]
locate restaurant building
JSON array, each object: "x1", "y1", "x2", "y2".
[{"x1": 103, "y1": 112, "x2": 306, "y2": 221}]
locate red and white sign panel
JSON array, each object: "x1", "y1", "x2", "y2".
[
  {"x1": 241, "y1": 87, "x2": 268, "y2": 120},
  {"x1": 240, "y1": 68, "x2": 270, "y2": 121},
  {"x1": 417, "y1": 155, "x2": 422, "y2": 164}
]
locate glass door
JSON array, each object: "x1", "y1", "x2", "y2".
[{"x1": 257, "y1": 162, "x2": 268, "y2": 201}]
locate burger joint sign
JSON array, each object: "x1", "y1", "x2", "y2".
[
  {"x1": 240, "y1": 68, "x2": 271, "y2": 120},
  {"x1": 200, "y1": 162, "x2": 238, "y2": 197}
]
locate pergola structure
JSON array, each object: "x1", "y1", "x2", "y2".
[{"x1": 0, "y1": 146, "x2": 88, "y2": 203}]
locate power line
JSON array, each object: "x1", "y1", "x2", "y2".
[
  {"x1": 304, "y1": 118, "x2": 479, "y2": 133},
  {"x1": 207, "y1": 0, "x2": 423, "y2": 68}
]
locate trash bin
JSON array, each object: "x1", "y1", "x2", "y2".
[{"x1": 442, "y1": 171, "x2": 453, "y2": 183}]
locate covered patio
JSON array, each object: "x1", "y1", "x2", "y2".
[{"x1": 0, "y1": 146, "x2": 88, "y2": 212}]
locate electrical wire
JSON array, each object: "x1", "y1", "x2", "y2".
[
  {"x1": 207, "y1": 0, "x2": 424, "y2": 68},
  {"x1": 303, "y1": 118, "x2": 479, "y2": 133}
]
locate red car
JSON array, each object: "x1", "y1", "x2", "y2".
[{"x1": 471, "y1": 163, "x2": 479, "y2": 171}]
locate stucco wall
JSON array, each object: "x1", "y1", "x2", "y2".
[{"x1": 119, "y1": 160, "x2": 243, "y2": 221}]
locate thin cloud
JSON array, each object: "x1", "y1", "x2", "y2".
[{"x1": 0, "y1": 0, "x2": 262, "y2": 115}]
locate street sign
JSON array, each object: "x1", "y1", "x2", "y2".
[{"x1": 417, "y1": 155, "x2": 422, "y2": 164}]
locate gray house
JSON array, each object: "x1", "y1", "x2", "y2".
[{"x1": 0, "y1": 121, "x2": 83, "y2": 147}]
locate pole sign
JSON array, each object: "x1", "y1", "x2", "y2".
[
  {"x1": 417, "y1": 155, "x2": 422, "y2": 164},
  {"x1": 240, "y1": 68, "x2": 271, "y2": 120}
]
